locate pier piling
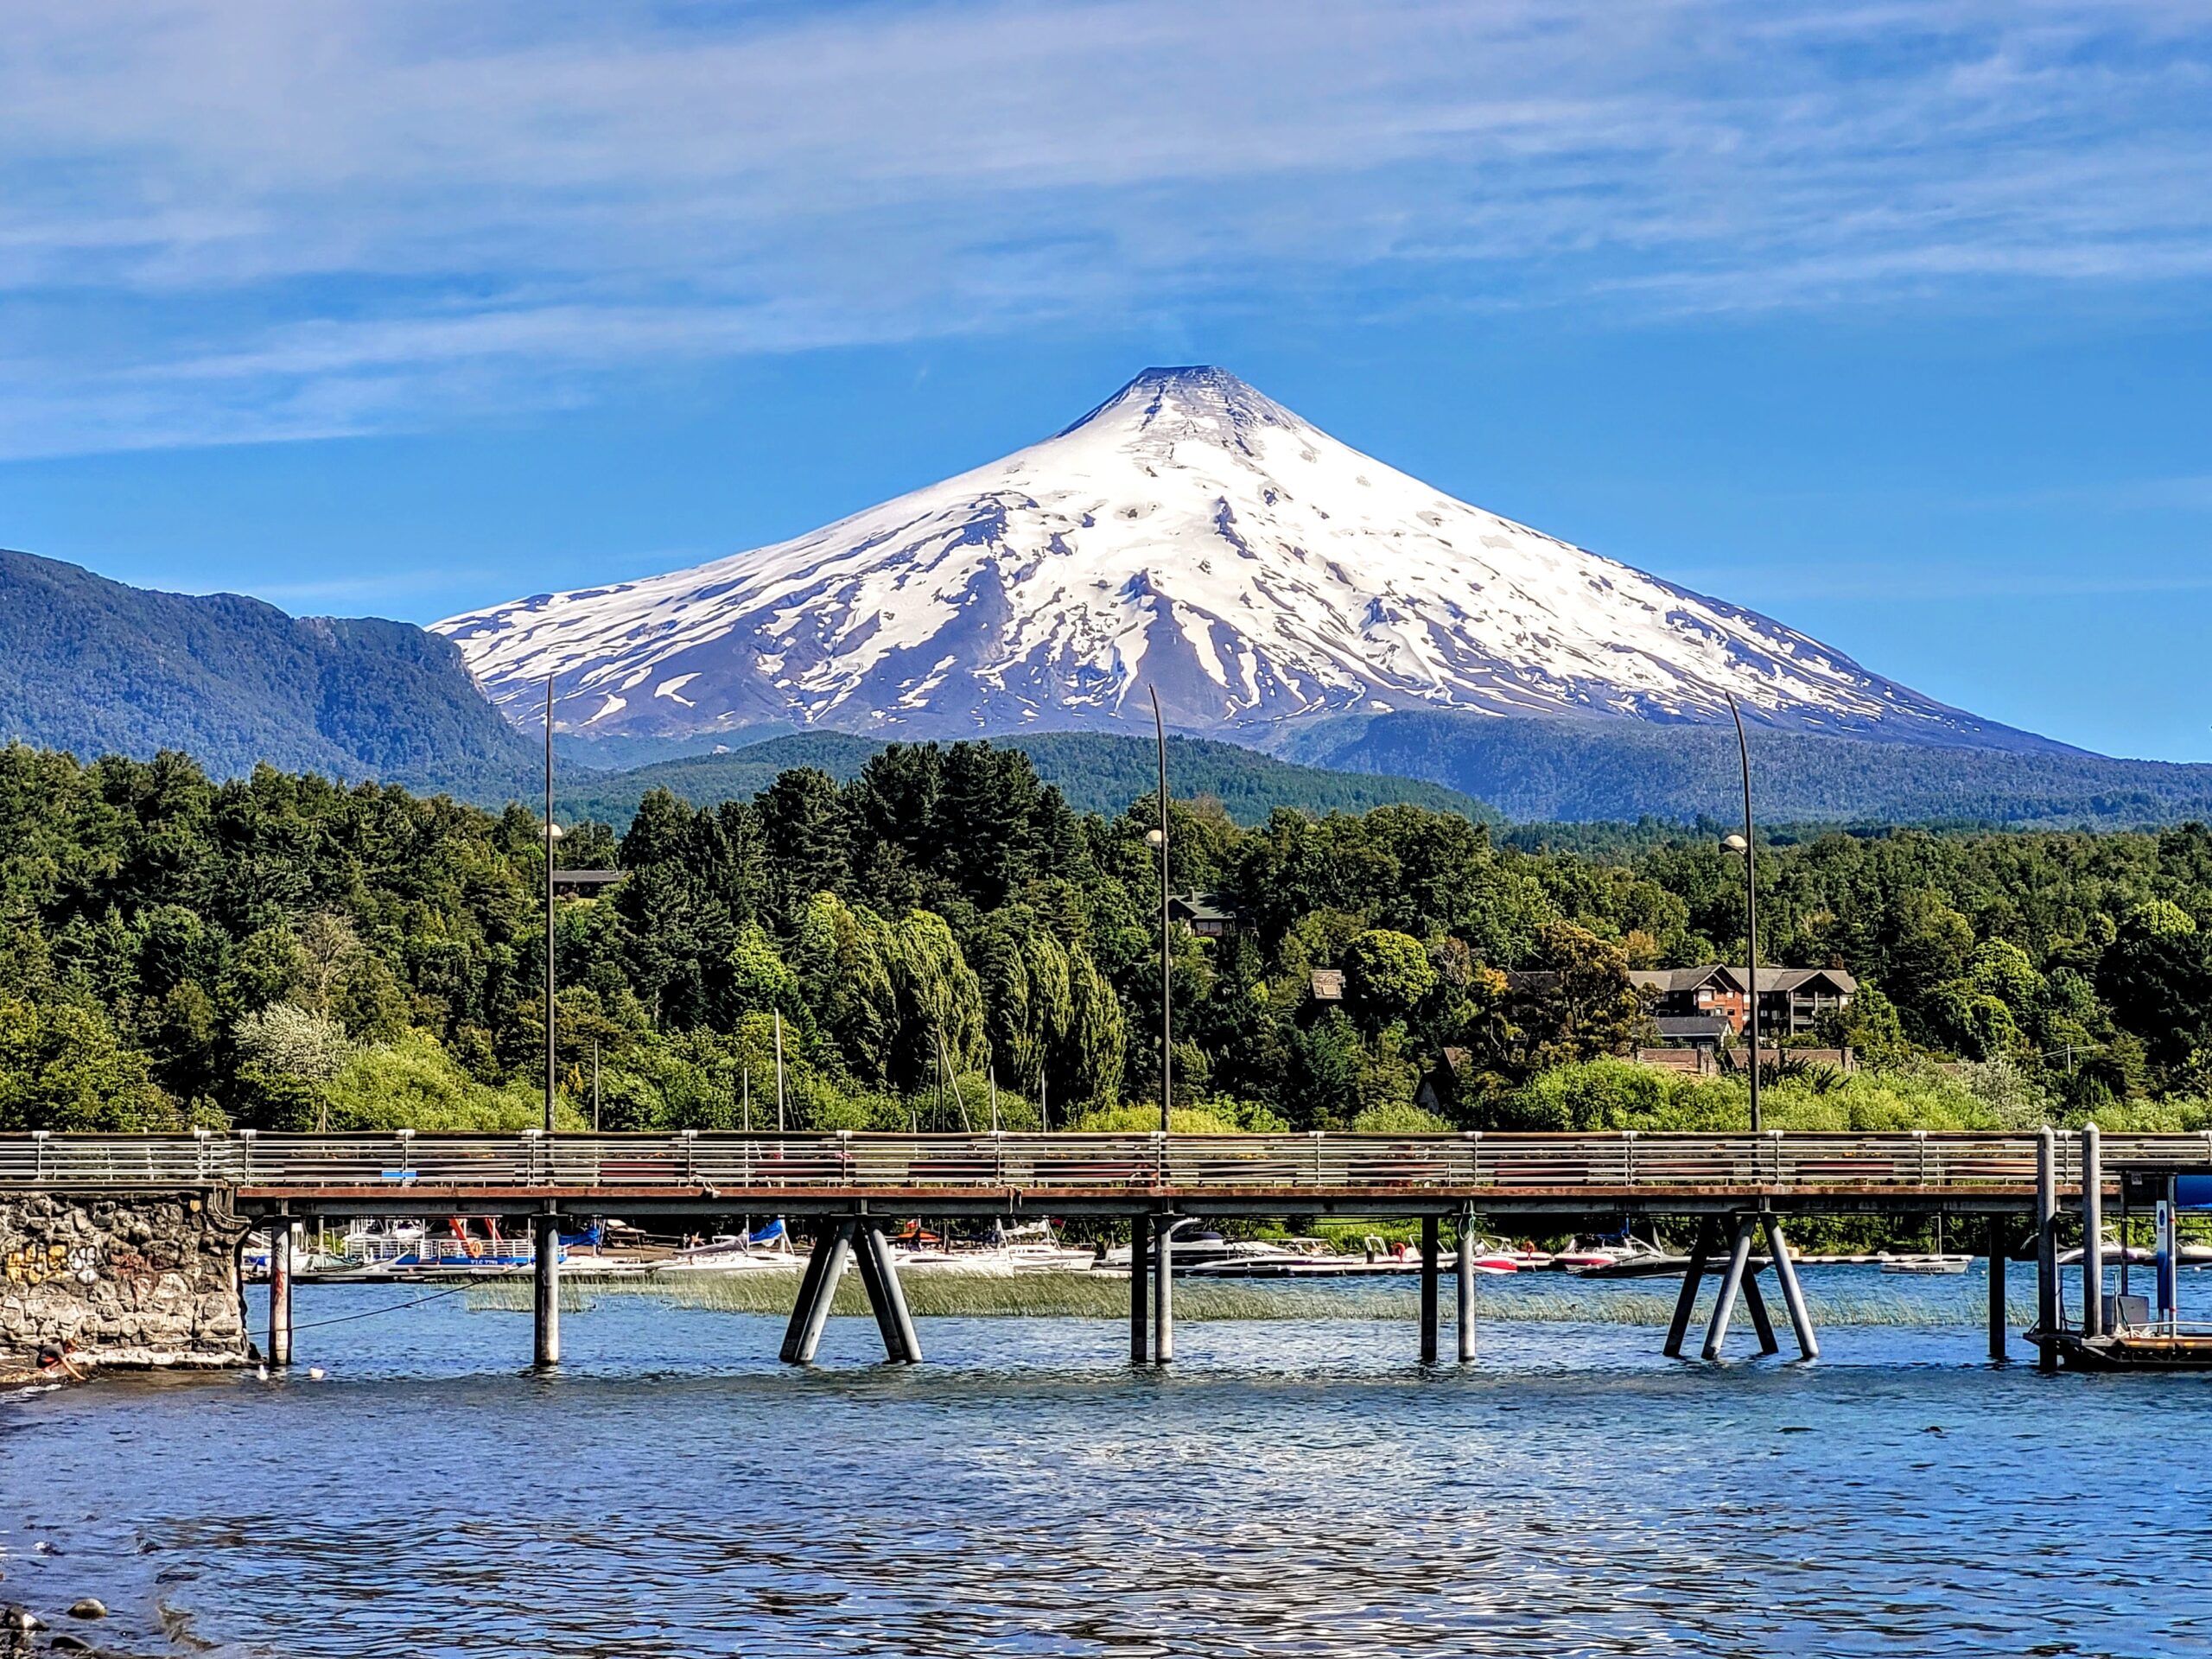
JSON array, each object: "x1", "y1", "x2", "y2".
[
  {"x1": 1761, "y1": 1217, "x2": 1819, "y2": 1362},
  {"x1": 1455, "y1": 1211, "x2": 1476, "y2": 1364},
  {"x1": 855, "y1": 1224, "x2": 921, "y2": 1363},
  {"x1": 1152, "y1": 1217, "x2": 1175, "y2": 1365},
  {"x1": 1986, "y1": 1216, "x2": 2007, "y2": 1362},
  {"x1": 1418, "y1": 1216, "x2": 1440, "y2": 1366},
  {"x1": 1701, "y1": 1217, "x2": 1758, "y2": 1360},
  {"x1": 1740, "y1": 1263, "x2": 1781, "y2": 1356},
  {"x1": 779, "y1": 1218, "x2": 855, "y2": 1364},
  {"x1": 267, "y1": 1213, "x2": 293, "y2": 1369},
  {"x1": 1128, "y1": 1214, "x2": 1151, "y2": 1365},
  {"x1": 2081, "y1": 1124, "x2": 2103, "y2": 1340},
  {"x1": 532, "y1": 1207, "x2": 560, "y2": 1370},
  {"x1": 1664, "y1": 1219, "x2": 1718, "y2": 1358},
  {"x1": 2036, "y1": 1125, "x2": 2059, "y2": 1371}
]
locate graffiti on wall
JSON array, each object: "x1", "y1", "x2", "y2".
[{"x1": 4, "y1": 1243, "x2": 102, "y2": 1286}]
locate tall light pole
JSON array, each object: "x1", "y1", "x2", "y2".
[
  {"x1": 543, "y1": 675, "x2": 559, "y2": 1135},
  {"x1": 1724, "y1": 691, "x2": 1759, "y2": 1135},
  {"x1": 1149, "y1": 687, "x2": 1171, "y2": 1135}
]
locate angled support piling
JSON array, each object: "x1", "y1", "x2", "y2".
[
  {"x1": 1419, "y1": 1215, "x2": 1440, "y2": 1366},
  {"x1": 780, "y1": 1218, "x2": 855, "y2": 1365},
  {"x1": 1455, "y1": 1210, "x2": 1477, "y2": 1364},
  {"x1": 1740, "y1": 1264, "x2": 1781, "y2": 1356},
  {"x1": 1761, "y1": 1215, "x2": 1819, "y2": 1362},
  {"x1": 1128, "y1": 1214, "x2": 1152, "y2": 1365},
  {"x1": 1663, "y1": 1218, "x2": 1718, "y2": 1358},
  {"x1": 268, "y1": 1212, "x2": 294, "y2": 1369},
  {"x1": 2036, "y1": 1125, "x2": 2059, "y2": 1371},
  {"x1": 532, "y1": 1207, "x2": 560, "y2": 1370},
  {"x1": 855, "y1": 1224, "x2": 921, "y2": 1364},
  {"x1": 1701, "y1": 1216, "x2": 1758, "y2": 1360}
]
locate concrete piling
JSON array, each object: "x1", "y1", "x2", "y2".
[
  {"x1": 268, "y1": 1215, "x2": 294, "y2": 1369},
  {"x1": 1418, "y1": 1216, "x2": 1440, "y2": 1366},
  {"x1": 1701, "y1": 1217, "x2": 1758, "y2": 1360},
  {"x1": 1663, "y1": 1218, "x2": 1717, "y2": 1359},
  {"x1": 1152, "y1": 1217, "x2": 1175, "y2": 1365},
  {"x1": 1455, "y1": 1211, "x2": 1476, "y2": 1364},
  {"x1": 2036, "y1": 1125, "x2": 2059, "y2": 1370},
  {"x1": 1761, "y1": 1216, "x2": 1819, "y2": 1362},
  {"x1": 1128, "y1": 1215, "x2": 1152, "y2": 1365},
  {"x1": 532, "y1": 1208, "x2": 560, "y2": 1370},
  {"x1": 779, "y1": 1218, "x2": 855, "y2": 1365},
  {"x1": 2081, "y1": 1124, "x2": 2103, "y2": 1340},
  {"x1": 855, "y1": 1224, "x2": 922, "y2": 1363},
  {"x1": 1739, "y1": 1264, "x2": 1781, "y2": 1356},
  {"x1": 1986, "y1": 1215, "x2": 2007, "y2": 1363}
]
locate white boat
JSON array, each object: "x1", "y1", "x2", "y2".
[
  {"x1": 652, "y1": 1222, "x2": 803, "y2": 1274},
  {"x1": 990, "y1": 1221, "x2": 1099, "y2": 1274},
  {"x1": 1879, "y1": 1254, "x2": 1975, "y2": 1275}
]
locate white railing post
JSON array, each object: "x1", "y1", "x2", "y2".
[
  {"x1": 682, "y1": 1128, "x2": 697, "y2": 1185},
  {"x1": 1465, "y1": 1129, "x2": 1482, "y2": 1187},
  {"x1": 1311, "y1": 1130, "x2": 1324, "y2": 1189},
  {"x1": 1913, "y1": 1128, "x2": 1929, "y2": 1188},
  {"x1": 32, "y1": 1129, "x2": 48, "y2": 1185},
  {"x1": 1623, "y1": 1129, "x2": 1637, "y2": 1188},
  {"x1": 238, "y1": 1128, "x2": 256, "y2": 1185}
]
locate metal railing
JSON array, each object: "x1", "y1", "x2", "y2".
[{"x1": 2, "y1": 1128, "x2": 2205, "y2": 1196}]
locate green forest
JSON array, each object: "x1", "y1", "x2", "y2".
[{"x1": 7, "y1": 738, "x2": 2212, "y2": 1141}]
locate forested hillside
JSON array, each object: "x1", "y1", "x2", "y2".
[
  {"x1": 5, "y1": 738, "x2": 2212, "y2": 1139},
  {"x1": 557, "y1": 730, "x2": 1496, "y2": 828},
  {"x1": 0, "y1": 548, "x2": 539, "y2": 792},
  {"x1": 1282, "y1": 710, "x2": 2212, "y2": 829}
]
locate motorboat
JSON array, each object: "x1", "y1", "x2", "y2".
[{"x1": 1569, "y1": 1234, "x2": 1686, "y2": 1279}]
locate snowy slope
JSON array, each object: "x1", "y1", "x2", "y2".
[{"x1": 434, "y1": 367, "x2": 2061, "y2": 753}]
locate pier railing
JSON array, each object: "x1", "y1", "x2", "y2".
[{"x1": 2, "y1": 1128, "x2": 2203, "y2": 1195}]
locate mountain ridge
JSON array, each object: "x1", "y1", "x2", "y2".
[{"x1": 0, "y1": 547, "x2": 540, "y2": 791}]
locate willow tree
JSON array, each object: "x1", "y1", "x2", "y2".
[
  {"x1": 1060, "y1": 947, "x2": 1126, "y2": 1110},
  {"x1": 889, "y1": 908, "x2": 987, "y2": 1089},
  {"x1": 788, "y1": 892, "x2": 898, "y2": 1083}
]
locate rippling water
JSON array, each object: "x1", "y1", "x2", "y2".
[{"x1": 6, "y1": 1267, "x2": 2212, "y2": 1657}]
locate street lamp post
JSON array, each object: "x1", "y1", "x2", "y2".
[
  {"x1": 543, "y1": 675, "x2": 559, "y2": 1135},
  {"x1": 1724, "y1": 692, "x2": 1759, "y2": 1135},
  {"x1": 1149, "y1": 687, "x2": 1171, "y2": 1135}
]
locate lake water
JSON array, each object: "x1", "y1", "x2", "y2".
[{"x1": 5, "y1": 1266, "x2": 2211, "y2": 1658}]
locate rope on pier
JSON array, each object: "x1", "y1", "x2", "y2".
[{"x1": 283, "y1": 1285, "x2": 475, "y2": 1333}]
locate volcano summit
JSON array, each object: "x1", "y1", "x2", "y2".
[{"x1": 435, "y1": 367, "x2": 2058, "y2": 755}]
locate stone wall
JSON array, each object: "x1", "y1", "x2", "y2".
[{"x1": 1, "y1": 1190, "x2": 250, "y2": 1368}]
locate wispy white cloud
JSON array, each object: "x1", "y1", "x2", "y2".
[{"x1": 1, "y1": 0, "x2": 2207, "y2": 455}]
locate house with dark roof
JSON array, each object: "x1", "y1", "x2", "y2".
[
  {"x1": 1630, "y1": 964, "x2": 1857, "y2": 1038},
  {"x1": 1167, "y1": 890, "x2": 1242, "y2": 938}
]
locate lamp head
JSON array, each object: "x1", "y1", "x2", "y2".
[
  {"x1": 1722, "y1": 834, "x2": 1748, "y2": 853},
  {"x1": 1146, "y1": 828, "x2": 1165, "y2": 847}
]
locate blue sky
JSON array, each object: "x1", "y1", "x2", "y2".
[{"x1": 2, "y1": 1, "x2": 2208, "y2": 759}]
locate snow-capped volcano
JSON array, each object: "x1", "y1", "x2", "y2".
[{"x1": 435, "y1": 367, "x2": 2056, "y2": 753}]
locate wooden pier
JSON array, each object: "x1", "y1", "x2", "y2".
[{"x1": 7, "y1": 1127, "x2": 2202, "y2": 1375}]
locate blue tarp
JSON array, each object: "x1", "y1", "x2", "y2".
[
  {"x1": 749, "y1": 1219, "x2": 785, "y2": 1245},
  {"x1": 2171, "y1": 1175, "x2": 2212, "y2": 1211}
]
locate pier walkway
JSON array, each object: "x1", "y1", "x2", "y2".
[{"x1": 3, "y1": 1128, "x2": 2191, "y2": 1375}]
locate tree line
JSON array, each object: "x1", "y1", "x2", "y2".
[{"x1": 4, "y1": 739, "x2": 2212, "y2": 1138}]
